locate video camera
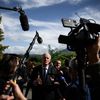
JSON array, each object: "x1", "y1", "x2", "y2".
[{"x1": 58, "y1": 17, "x2": 100, "y2": 51}]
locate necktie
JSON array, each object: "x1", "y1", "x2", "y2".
[{"x1": 43, "y1": 67, "x2": 47, "y2": 79}]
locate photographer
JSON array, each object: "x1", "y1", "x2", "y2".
[{"x1": 86, "y1": 36, "x2": 100, "y2": 100}]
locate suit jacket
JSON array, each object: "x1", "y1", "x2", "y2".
[
  {"x1": 31, "y1": 64, "x2": 56, "y2": 86},
  {"x1": 30, "y1": 64, "x2": 57, "y2": 100}
]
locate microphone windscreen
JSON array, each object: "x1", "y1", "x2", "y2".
[
  {"x1": 19, "y1": 13, "x2": 29, "y2": 31},
  {"x1": 37, "y1": 36, "x2": 43, "y2": 44}
]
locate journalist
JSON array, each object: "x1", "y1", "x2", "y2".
[{"x1": 0, "y1": 80, "x2": 27, "y2": 100}]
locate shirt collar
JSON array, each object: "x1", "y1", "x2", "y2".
[{"x1": 43, "y1": 65, "x2": 49, "y2": 70}]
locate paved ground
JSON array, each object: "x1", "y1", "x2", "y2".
[{"x1": 23, "y1": 87, "x2": 32, "y2": 100}]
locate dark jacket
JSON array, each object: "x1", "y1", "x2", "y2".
[{"x1": 30, "y1": 64, "x2": 57, "y2": 100}]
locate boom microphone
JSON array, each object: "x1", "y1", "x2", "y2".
[
  {"x1": 0, "y1": 6, "x2": 29, "y2": 31},
  {"x1": 36, "y1": 31, "x2": 43, "y2": 44},
  {"x1": 19, "y1": 11, "x2": 29, "y2": 31}
]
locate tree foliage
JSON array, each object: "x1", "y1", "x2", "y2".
[
  {"x1": 52, "y1": 50, "x2": 76, "y2": 66},
  {"x1": 47, "y1": 44, "x2": 76, "y2": 66},
  {"x1": 28, "y1": 50, "x2": 76, "y2": 67},
  {"x1": 0, "y1": 16, "x2": 8, "y2": 59}
]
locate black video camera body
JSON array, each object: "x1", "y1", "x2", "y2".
[{"x1": 58, "y1": 18, "x2": 100, "y2": 51}]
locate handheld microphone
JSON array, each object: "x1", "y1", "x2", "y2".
[
  {"x1": 60, "y1": 76, "x2": 69, "y2": 87},
  {"x1": 19, "y1": 10, "x2": 29, "y2": 31},
  {"x1": 36, "y1": 31, "x2": 43, "y2": 44}
]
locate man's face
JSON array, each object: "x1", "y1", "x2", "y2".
[
  {"x1": 55, "y1": 60, "x2": 61, "y2": 69},
  {"x1": 42, "y1": 53, "x2": 51, "y2": 66}
]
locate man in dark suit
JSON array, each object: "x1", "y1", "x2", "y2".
[{"x1": 30, "y1": 52, "x2": 57, "y2": 100}]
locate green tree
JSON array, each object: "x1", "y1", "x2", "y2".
[
  {"x1": 0, "y1": 16, "x2": 8, "y2": 59},
  {"x1": 52, "y1": 50, "x2": 76, "y2": 66}
]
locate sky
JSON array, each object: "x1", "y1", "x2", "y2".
[{"x1": 0, "y1": 0, "x2": 100, "y2": 55}]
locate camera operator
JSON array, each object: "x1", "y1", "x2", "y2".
[
  {"x1": 59, "y1": 17, "x2": 100, "y2": 100},
  {"x1": 86, "y1": 36, "x2": 100, "y2": 100}
]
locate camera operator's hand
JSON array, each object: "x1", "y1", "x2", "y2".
[
  {"x1": 0, "y1": 80, "x2": 27, "y2": 100},
  {"x1": 86, "y1": 36, "x2": 100, "y2": 64}
]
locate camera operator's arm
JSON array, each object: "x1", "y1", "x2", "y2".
[{"x1": 86, "y1": 36, "x2": 100, "y2": 64}]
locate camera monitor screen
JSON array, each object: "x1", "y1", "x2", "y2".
[{"x1": 61, "y1": 18, "x2": 77, "y2": 28}]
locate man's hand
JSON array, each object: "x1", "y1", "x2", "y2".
[{"x1": 33, "y1": 75, "x2": 42, "y2": 86}]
